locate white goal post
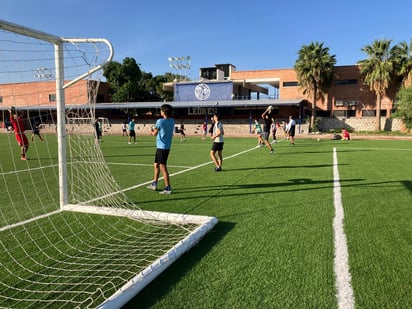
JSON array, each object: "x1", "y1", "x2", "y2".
[{"x1": 0, "y1": 19, "x2": 217, "y2": 308}]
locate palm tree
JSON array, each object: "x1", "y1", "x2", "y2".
[
  {"x1": 392, "y1": 39, "x2": 412, "y2": 87},
  {"x1": 294, "y1": 42, "x2": 336, "y2": 132},
  {"x1": 358, "y1": 39, "x2": 396, "y2": 131}
]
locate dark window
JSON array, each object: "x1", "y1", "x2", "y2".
[
  {"x1": 362, "y1": 110, "x2": 375, "y2": 117},
  {"x1": 333, "y1": 109, "x2": 356, "y2": 118},
  {"x1": 334, "y1": 79, "x2": 358, "y2": 85},
  {"x1": 49, "y1": 94, "x2": 56, "y2": 102},
  {"x1": 283, "y1": 81, "x2": 298, "y2": 87},
  {"x1": 0, "y1": 96, "x2": 3, "y2": 103},
  {"x1": 317, "y1": 110, "x2": 330, "y2": 117},
  {"x1": 200, "y1": 68, "x2": 217, "y2": 80},
  {"x1": 346, "y1": 110, "x2": 356, "y2": 117},
  {"x1": 96, "y1": 94, "x2": 105, "y2": 103},
  {"x1": 333, "y1": 110, "x2": 346, "y2": 117}
]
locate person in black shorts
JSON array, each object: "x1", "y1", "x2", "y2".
[
  {"x1": 31, "y1": 121, "x2": 44, "y2": 142},
  {"x1": 286, "y1": 115, "x2": 296, "y2": 145},
  {"x1": 261, "y1": 107, "x2": 274, "y2": 154},
  {"x1": 210, "y1": 114, "x2": 224, "y2": 171}
]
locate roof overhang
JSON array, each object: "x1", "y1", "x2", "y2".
[
  {"x1": 232, "y1": 78, "x2": 280, "y2": 88},
  {"x1": 0, "y1": 99, "x2": 304, "y2": 112}
]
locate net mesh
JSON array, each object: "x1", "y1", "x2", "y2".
[{"x1": 0, "y1": 21, "x2": 216, "y2": 308}]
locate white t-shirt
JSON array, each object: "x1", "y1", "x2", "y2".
[{"x1": 213, "y1": 121, "x2": 224, "y2": 143}]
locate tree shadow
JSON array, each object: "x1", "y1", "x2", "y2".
[{"x1": 401, "y1": 180, "x2": 412, "y2": 193}]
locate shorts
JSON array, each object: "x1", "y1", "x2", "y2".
[
  {"x1": 154, "y1": 148, "x2": 170, "y2": 165},
  {"x1": 211, "y1": 142, "x2": 224, "y2": 152},
  {"x1": 15, "y1": 133, "x2": 29, "y2": 147},
  {"x1": 288, "y1": 126, "x2": 296, "y2": 137},
  {"x1": 262, "y1": 132, "x2": 270, "y2": 141},
  {"x1": 129, "y1": 130, "x2": 136, "y2": 137}
]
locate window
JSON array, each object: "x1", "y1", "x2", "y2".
[
  {"x1": 362, "y1": 110, "x2": 375, "y2": 117},
  {"x1": 333, "y1": 110, "x2": 356, "y2": 118},
  {"x1": 334, "y1": 79, "x2": 358, "y2": 85},
  {"x1": 346, "y1": 110, "x2": 356, "y2": 117},
  {"x1": 96, "y1": 94, "x2": 105, "y2": 103},
  {"x1": 49, "y1": 94, "x2": 56, "y2": 102},
  {"x1": 0, "y1": 96, "x2": 3, "y2": 103},
  {"x1": 283, "y1": 81, "x2": 298, "y2": 87}
]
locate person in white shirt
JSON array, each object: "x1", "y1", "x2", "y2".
[
  {"x1": 286, "y1": 115, "x2": 296, "y2": 145},
  {"x1": 210, "y1": 113, "x2": 224, "y2": 171}
]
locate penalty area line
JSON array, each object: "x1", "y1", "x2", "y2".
[
  {"x1": 333, "y1": 147, "x2": 355, "y2": 309},
  {"x1": 122, "y1": 146, "x2": 258, "y2": 193}
]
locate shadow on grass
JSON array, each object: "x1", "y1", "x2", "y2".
[
  {"x1": 401, "y1": 180, "x2": 412, "y2": 193},
  {"x1": 133, "y1": 177, "x2": 365, "y2": 208},
  {"x1": 122, "y1": 220, "x2": 235, "y2": 309}
]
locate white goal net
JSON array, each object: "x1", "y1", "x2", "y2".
[{"x1": 0, "y1": 20, "x2": 217, "y2": 308}]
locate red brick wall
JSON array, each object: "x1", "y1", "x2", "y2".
[{"x1": 231, "y1": 65, "x2": 396, "y2": 117}]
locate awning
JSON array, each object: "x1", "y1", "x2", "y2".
[{"x1": 0, "y1": 99, "x2": 304, "y2": 111}]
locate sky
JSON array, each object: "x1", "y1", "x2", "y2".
[{"x1": 2, "y1": 0, "x2": 412, "y2": 79}]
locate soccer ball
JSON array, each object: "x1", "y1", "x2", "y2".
[{"x1": 317, "y1": 138, "x2": 320, "y2": 142}]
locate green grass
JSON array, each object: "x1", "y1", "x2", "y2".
[{"x1": 1, "y1": 133, "x2": 412, "y2": 308}]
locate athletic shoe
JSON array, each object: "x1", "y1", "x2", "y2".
[
  {"x1": 21, "y1": 156, "x2": 27, "y2": 161},
  {"x1": 270, "y1": 149, "x2": 274, "y2": 154},
  {"x1": 147, "y1": 182, "x2": 157, "y2": 191},
  {"x1": 214, "y1": 166, "x2": 222, "y2": 172},
  {"x1": 159, "y1": 187, "x2": 172, "y2": 194}
]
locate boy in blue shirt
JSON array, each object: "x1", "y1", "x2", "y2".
[{"x1": 147, "y1": 104, "x2": 175, "y2": 194}]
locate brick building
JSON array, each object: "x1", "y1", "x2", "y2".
[{"x1": 0, "y1": 63, "x2": 401, "y2": 132}]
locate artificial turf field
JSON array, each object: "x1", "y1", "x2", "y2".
[
  {"x1": 2, "y1": 133, "x2": 412, "y2": 308},
  {"x1": 95, "y1": 134, "x2": 411, "y2": 309}
]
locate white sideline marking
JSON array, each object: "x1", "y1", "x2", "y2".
[
  {"x1": 333, "y1": 147, "x2": 355, "y2": 309},
  {"x1": 77, "y1": 147, "x2": 259, "y2": 204},
  {"x1": 120, "y1": 146, "x2": 258, "y2": 193}
]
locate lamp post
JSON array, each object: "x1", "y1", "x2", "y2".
[
  {"x1": 168, "y1": 56, "x2": 191, "y2": 81},
  {"x1": 34, "y1": 67, "x2": 53, "y2": 79}
]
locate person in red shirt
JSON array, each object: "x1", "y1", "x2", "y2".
[
  {"x1": 342, "y1": 128, "x2": 351, "y2": 140},
  {"x1": 8, "y1": 106, "x2": 29, "y2": 160}
]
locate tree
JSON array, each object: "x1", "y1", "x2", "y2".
[
  {"x1": 103, "y1": 57, "x2": 142, "y2": 102},
  {"x1": 358, "y1": 39, "x2": 397, "y2": 131},
  {"x1": 392, "y1": 86, "x2": 412, "y2": 130},
  {"x1": 392, "y1": 39, "x2": 412, "y2": 87},
  {"x1": 103, "y1": 57, "x2": 174, "y2": 103},
  {"x1": 294, "y1": 42, "x2": 336, "y2": 132}
]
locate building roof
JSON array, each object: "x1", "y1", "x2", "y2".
[{"x1": 0, "y1": 99, "x2": 304, "y2": 111}]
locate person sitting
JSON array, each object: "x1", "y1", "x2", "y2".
[{"x1": 342, "y1": 128, "x2": 351, "y2": 140}]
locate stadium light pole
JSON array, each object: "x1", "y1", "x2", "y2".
[{"x1": 168, "y1": 56, "x2": 191, "y2": 81}]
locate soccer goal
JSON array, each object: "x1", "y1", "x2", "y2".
[{"x1": 0, "y1": 20, "x2": 217, "y2": 308}]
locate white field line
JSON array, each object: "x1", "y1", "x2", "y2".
[
  {"x1": 83, "y1": 147, "x2": 257, "y2": 204},
  {"x1": 333, "y1": 147, "x2": 355, "y2": 309},
  {"x1": 118, "y1": 146, "x2": 258, "y2": 193}
]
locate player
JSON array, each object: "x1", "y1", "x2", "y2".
[
  {"x1": 210, "y1": 113, "x2": 224, "y2": 171},
  {"x1": 31, "y1": 120, "x2": 44, "y2": 142},
  {"x1": 128, "y1": 118, "x2": 136, "y2": 144},
  {"x1": 261, "y1": 107, "x2": 275, "y2": 154},
  {"x1": 147, "y1": 104, "x2": 175, "y2": 194},
  {"x1": 94, "y1": 118, "x2": 102, "y2": 144},
  {"x1": 8, "y1": 106, "x2": 29, "y2": 160},
  {"x1": 252, "y1": 118, "x2": 264, "y2": 147}
]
